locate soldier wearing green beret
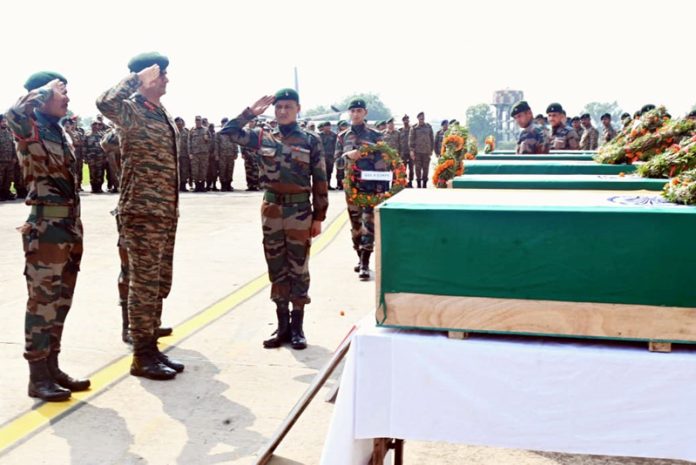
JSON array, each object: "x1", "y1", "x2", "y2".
[
  {"x1": 97, "y1": 52, "x2": 184, "y2": 380},
  {"x1": 221, "y1": 88, "x2": 328, "y2": 350},
  {"x1": 511, "y1": 101, "x2": 550, "y2": 154},
  {"x1": 382, "y1": 117, "x2": 400, "y2": 153},
  {"x1": 579, "y1": 113, "x2": 599, "y2": 150},
  {"x1": 546, "y1": 103, "x2": 580, "y2": 150},
  {"x1": 6, "y1": 71, "x2": 91, "y2": 401},
  {"x1": 319, "y1": 121, "x2": 338, "y2": 189}
]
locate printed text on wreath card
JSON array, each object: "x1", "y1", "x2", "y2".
[{"x1": 360, "y1": 171, "x2": 393, "y2": 182}]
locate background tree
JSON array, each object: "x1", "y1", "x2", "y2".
[
  {"x1": 465, "y1": 103, "x2": 495, "y2": 146},
  {"x1": 303, "y1": 93, "x2": 393, "y2": 121},
  {"x1": 581, "y1": 101, "x2": 624, "y2": 128}
]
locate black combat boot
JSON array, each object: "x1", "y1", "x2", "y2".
[
  {"x1": 121, "y1": 303, "x2": 132, "y2": 344},
  {"x1": 28, "y1": 359, "x2": 71, "y2": 401},
  {"x1": 353, "y1": 250, "x2": 361, "y2": 273},
  {"x1": 179, "y1": 181, "x2": 188, "y2": 192},
  {"x1": 195, "y1": 181, "x2": 203, "y2": 192},
  {"x1": 149, "y1": 339, "x2": 184, "y2": 373},
  {"x1": 130, "y1": 340, "x2": 177, "y2": 380},
  {"x1": 156, "y1": 327, "x2": 173, "y2": 338},
  {"x1": 407, "y1": 181, "x2": 413, "y2": 188},
  {"x1": 359, "y1": 250, "x2": 372, "y2": 281},
  {"x1": 47, "y1": 351, "x2": 91, "y2": 391},
  {"x1": 16, "y1": 188, "x2": 28, "y2": 199},
  {"x1": 290, "y1": 307, "x2": 307, "y2": 350},
  {"x1": 422, "y1": 180, "x2": 428, "y2": 188},
  {"x1": 263, "y1": 303, "x2": 291, "y2": 349}
]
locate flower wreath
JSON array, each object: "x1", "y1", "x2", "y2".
[
  {"x1": 433, "y1": 125, "x2": 470, "y2": 188},
  {"x1": 344, "y1": 142, "x2": 407, "y2": 207},
  {"x1": 484, "y1": 135, "x2": 496, "y2": 153}
]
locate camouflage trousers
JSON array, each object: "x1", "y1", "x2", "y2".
[
  {"x1": 115, "y1": 213, "x2": 128, "y2": 305},
  {"x1": 120, "y1": 215, "x2": 177, "y2": 344},
  {"x1": 261, "y1": 200, "x2": 312, "y2": 306},
  {"x1": 106, "y1": 151, "x2": 120, "y2": 189},
  {"x1": 219, "y1": 155, "x2": 236, "y2": 185},
  {"x1": 0, "y1": 161, "x2": 13, "y2": 197},
  {"x1": 190, "y1": 152, "x2": 208, "y2": 182},
  {"x1": 347, "y1": 202, "x2": 375, "y2": 252},
  {"x1": 243, "y1": 152, "x2": 260, "y2": 189},
  {"x1": 21, "y1": 216, "x2": 83, "y2": 361},
  {"x1": 324, "y1": 155, "x2": 335, "y2": 188},
  {"x1": 86, "y1": 155, "x2": 107, "y2": 189},
  {"x1": 414, "y1": 152, "x2": 430, "y2": 182},
  {"x1": 334, "y1": 156, "x2": 345, "y2": 190},
  {"x1": 401, "y1": 155, "x2": 414, "y2": 182},
  {"x1": 75, "y1": 155, "x2": 84, "y2": 189},
  {"x1": 178, "y1": 156, "x2": 191, "y2": 184},
  {"x1": 206, "y1": 153, "x2": 219, "y2": 187}
]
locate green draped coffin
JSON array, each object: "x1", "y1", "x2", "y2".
[
  {"x1": 451, "y1": 174, "x2": 667, "y2": 191},
  {"x1": 462, "y1": 160, "x2": 636, "y2": 175}
]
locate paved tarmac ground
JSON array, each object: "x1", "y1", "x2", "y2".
[{"x1": 0, "y1": 168, "x2": 691, "y2": 465}]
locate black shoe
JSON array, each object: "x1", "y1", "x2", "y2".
[
  {"x1": 121, "y1": 303, "x2": 132, "y2": 344},
  {"x1": 150, "y1": 341, "x2": 184, "y2": 373},
  {"x1": 290, "y1": 309, "x2": 307, "y2": 350},
  {"x1": 359, "y1": 250, "x2": 372, "y2": 281},
  {"x1": 263, "y1": 304, "x2": 291, "y2": 349},
  {"x1": 156, "y1": 327, "x2": 173, "y2": 338},
  {"x1": 28, "y1": 359, "x2": 71, "y2": 401},
  {"x1": 353, "y1": 251, "x2": 361, "y2": 273},
  {"x1": 422, "y1": 180, "x2": 428, "y2": 188},
  {"x1": 130, "y1": 343, "x2": 177, "y2": 380},
  {"x1": 179, "y1": 182, "x2": 188, "y2": 192},
  {"x1": 47, "y1": 351, "x2": 91, "y2": 391},
  {"x1": 407, "y1": 181, "x2": 413, "y2": 188}
]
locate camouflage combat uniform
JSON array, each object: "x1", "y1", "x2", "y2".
[
  {"x1": 398, "y1": 125, "x2": 413, "y2": 183},
  {"x1": 100, "y1": 128, "x2": 121, "y2": 190},
  {"x1": 215, "y1": 129, "x2": 238, "y2": 189},
  {"x1": 550, "y1": 125, "x2": 580, "y2": 150},
  {"x1": 382, "y1": 127, "x2": 400, "y2": 152},
  {"x1": 319, "y1": 130, "x2": 337, "y2": 188},
  {"x1": 97, "y1": 73, "x2": 179, "y2": 345},
  {"x1": 178, "y1": 126, "x2": 190, "y2": 187},
  {"x1": 0, "y1": 123, "x2": 17, "y2": 200},
  {"x1": 336, "y1": 124, "x2": 385, "y2": 254},
  {"x1": 206, "y1": 126, "x2": 218, "y2": 189},
  {"x1": 188, "y1": 126, "x2": 210, "y2": 184},
  {"x1": 517, "y1": 124, "x2": 550, "y2": 154},
  {"x1": 65, "y1": 125, "x2": 84, "y2": 190},
  {"x1": 579, "y1": 125, "x2": 599, "y2": 150},
  {"x1": 601, "y1": 125, "x2": 617, "y2": 145},
  {"x1": 221, "y1": 108, "x2": 328, "y2": 306},
  {"x1": 434, "y1": 127, "x2": 446, "y2": 156},
  {"x1": 83, "y1": 128, "x2": 106, "y2": 191},
  {"x1": 5, "y1": 84, "x2": 82, "y2": 362},
  {"x1": 409, "y1": 122, "x2": 434, "y2": 185}
]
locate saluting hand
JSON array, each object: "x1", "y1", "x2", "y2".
[
  {"x1": 250, "y1": 95, "x2": 275, "y2": 117},
  {"x1": 137, "y1": 64, "x2": 161, "y2": 90},
  {"x1": 47, "y1": 79, "x2": 67, "y2": 97}
]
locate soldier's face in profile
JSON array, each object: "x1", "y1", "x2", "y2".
[
  {"x1": 195, "y1": 118, "x2": 202, "y2": 128},
  {"x1": 547, "y1": 112, "x2": 562, "y2": 128},
  {"x1": 43, "y1": 86, "x2": 70, "y2": 118},
  {"x1": 274, "y1": 100, "x2": 300, "y2": 125},
  {"x1": 387, "y1": 121, "x2": 395, "y2": 131},
  {"x1": 514, "y1": 110, "x2": 533, "y2": 129},
  {"x1": 350, "y1": 108, "x2": 367, "y2": 125}
]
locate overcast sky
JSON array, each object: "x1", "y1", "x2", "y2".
[{"x1": 2, "y1": 0, "x2": 693, "y2": 125}]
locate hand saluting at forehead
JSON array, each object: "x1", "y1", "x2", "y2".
[
  {"x1": 137, "y1": 64, "x2": 161, "y2": 89},
  {"x1": 250, "y1": 95, "x2": 275, "y2": 117}
]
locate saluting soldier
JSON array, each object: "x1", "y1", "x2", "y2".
[{"x1": 221, "y1": 89, "x2": 328, "y2": 350}]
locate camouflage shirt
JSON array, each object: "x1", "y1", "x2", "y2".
[
  {"x1": 434, "y1": 128, "x2": 446, "y2": 156},
  {"x1": 215, "y1": 131, "x2": 239, "y2": 159},
  {"x1": 65, "y1": 126, "x2": 83, "y2": 160},
  {"x1": 579, "y1": 125, "x2": 599, "y2": 150},
  {"x1": 83, "y1": 130, "x2": 105, "y2": 160},
  {"x1": 517, "y1": 124, "x2": 550, "y2": 154},
  {"x1": 0, "y1": 126, "x2": 17, "y2": 163},
  {"x1": 188, "y1": 127, "x2": 211, "y2": 155},
  {"x1": 99, "y1": 128, "x2": 120, "y2": 155},
  {"x1": 550, "y1": 125, "x2": 580, "y2": 150},
  {"x1": 335, "y1": 124, "x2": 389, "y2": 194},
  {"x1": 409, "y1": 122, "x2": 434, "y2": 154},
  {"x1": 382, "y1": 128, "x2": 400, "y2": 152},
  {"x1": 221, "y1": 108, "x2": 328, "y2": 221},
  {"x1": 601, "y1": 125, "x2": 617, "y2": 145},
  {"x1": 5, "y1": 85, "x2": 79, "y2": 210},
  {"x1": 97, "y1": 73, "x2": 179, "y2": 218},
  {"x1": 319, "y1": 131, "x2": 337, "y2": 161},
  {"x1": 178, "y1": 127, "x2": 189, "y2": 158},
  {"x1": 398, "y1": 126, "x2": 410, "y2": 157}
]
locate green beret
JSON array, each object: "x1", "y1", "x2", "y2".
[
  {"x1": 640, "y1": 104, "x2": 656, "y2": 114},
  {"x1": 128, "y1": 52, "x2": 169, "y2": 73},
  {"x1": 546, "y1": 102, "x2": 564, "y2": 114},
  {"x1": 580, "y1": 113, "x2": 591, "y2": 120},
  {"x1": 338, "y1": 120, "x2": 349, "y2": 127},
  {"x1": 402, "y1": 114, "x2": 410, "y2": 121},
  {"x1": 417, "y1": 111, "x2": 424, "y2": 117},
  {"x1": 376, "y1": 120, "x2": 385, "y2": 126},
  {"x1": 24, "y1": 71, "x2": 67, "y2": 92},
  {"x1": 510, "y1": 100, "x2": 531, "y2": 117},
  {"x1": 274, "y1": 88, "x2": 299, "y2": 104},
  {"x1": 600, "y1": 113, "x2": 611, "y2": 120},
  {"x1": 348, "y1": 99, "x2": 366, "y2": 110},
  {"x1": 386, "y1": 117, "x2": 394, "y2": 124},
  {"x1": 688, "y1": 110, "x2": 696, "y2": 118}
]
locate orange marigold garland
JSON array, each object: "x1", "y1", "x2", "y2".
[
  {"x1": 484, "y1": 135, "x2": 496, "y2": 153},
  {"x1": 344, "y1": 142, "x2": 407, "y2": 207},
  {"x1": 433, "y1": 124, "x2": 469, "y2": 188}
]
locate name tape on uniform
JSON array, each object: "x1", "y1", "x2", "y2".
[{"x1": 360, "y1": 171, "x2": 393, "y2": 182}]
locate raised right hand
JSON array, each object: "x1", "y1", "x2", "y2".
[{"x1": 250, "y1": 95, "x2": 275, "y2": 116}]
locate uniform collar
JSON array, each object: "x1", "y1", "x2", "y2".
[
  {"x1": 276, "y1": 122, "x2": 300, "y2": 137},
  {"x1": 34, "y1": 110, "x2": 62, "y2": 128}
]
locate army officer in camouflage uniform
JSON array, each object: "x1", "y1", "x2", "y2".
[
  {"x1": 6, "y1": 72, "x2": 90, "y2": 401},
  {"x1": 511, "y1": 101, "x2": 549, "y2": 154},
  {"x1": 97, "y1": 52, "x2": 184, "y2": 380},
  {"x1": 221, "y1": 89, "x2": 328, "y2": 350},
  {"x1": 547, "y1": 103, "x2": 580, "y2": 150}
]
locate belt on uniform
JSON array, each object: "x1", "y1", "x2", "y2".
[
  {"x1": 263, "y1": 191, "x2": 311, "y2": 204},
  {"x1": 30, "y1": 205, "x2": 77, "y2": 218}
]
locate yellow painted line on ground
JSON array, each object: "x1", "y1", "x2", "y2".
[{"x1": 0, "y1": 210, "x2": 348, "y2": 454}]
